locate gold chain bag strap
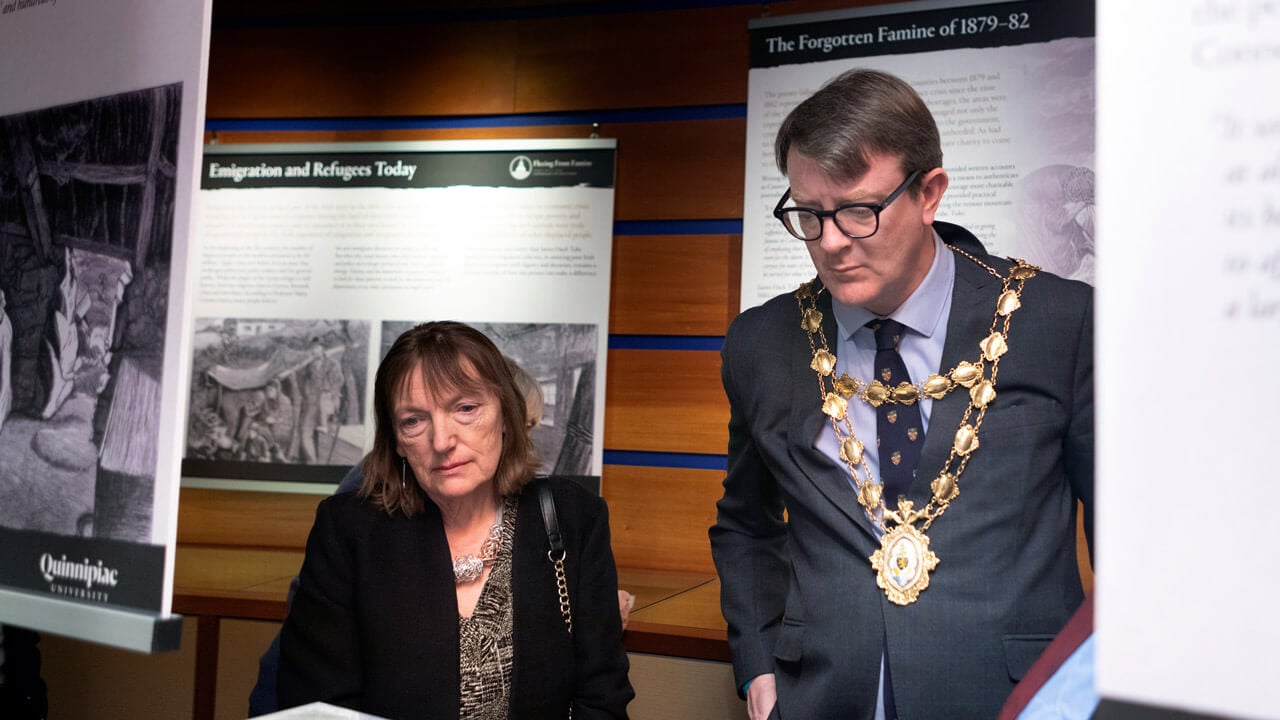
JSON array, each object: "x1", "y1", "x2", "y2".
[{"x1": 537, "y1": 479, "x2": 575, "y2": 718}]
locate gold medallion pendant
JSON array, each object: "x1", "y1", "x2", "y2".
[{"x1": 870, "y1": 521, "x2": 939, "y2": 606}]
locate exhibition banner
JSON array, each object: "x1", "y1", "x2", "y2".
[
  {"x1": 184, "y1": 140, "x2": 616, "y2": 492},
  {"x1": 0, "y1": 0, "x2": 211, "y2": 648},
  {"x1": 742, "y1": 0, "x2": 1095, "y2": 309}
]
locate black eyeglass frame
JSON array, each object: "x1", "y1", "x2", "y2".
[{"x1": 772, "y1": 169, "x2": 925, "y2": 241}]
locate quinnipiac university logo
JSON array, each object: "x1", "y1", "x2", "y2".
[
  {"x1": 39, "y1": 552, "x2": 120, "y2": 603},
  {"x1": 508, "y1": 155, "x2": 533, "y2": 180}
]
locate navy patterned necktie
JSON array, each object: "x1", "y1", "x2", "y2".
[
  {"x1": 868, "y1": 317, "x2": 922, "y2": 720},
  {"x1": 868, "y1": 318, "x2": 924, "y2": 507}
]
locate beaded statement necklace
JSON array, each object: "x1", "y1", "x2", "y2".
[
  {"x1": 797, "y1": 247, "x2": 1038, "y2": 605},
  {"x1": 452, "y1": 503, "x2": 505, "y2": 584}
]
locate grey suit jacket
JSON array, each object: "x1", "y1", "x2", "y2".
[{"x1": 709, "y1": 223, "x2": 1093, "y2": 719}]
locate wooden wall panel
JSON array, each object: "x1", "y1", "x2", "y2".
[
  {"x1": 205, "y1": 126, "x2": 601, "y2": 146},
  {"x1": 207, "y1": 0, "x2": 881, "y2": 24},
  {"x1": 204, "y1": 0, "x2": 909, "y2": 119},
  {"x1": 610, "y1": 234, "x2": 738, "y2": 336},
  {"x1": 204, "y1": 2, "x2": 818, "y2": 121},
  {"x1": 512, "y1": 6, "x2": 754, "y2": 112},
  {"x1": 207, "y1": 23, "x2": 520, "y2": 118},
  {"x1": 611, "y1": 119, "x2": 745, "y2": 221},
  {"x1": 603, "y1": 349, "x2": 726, "y2": 454},
  {"x1": 1077, "y1": 508, "x2": 1093, "y2": 592},
  {"x1": 208, "y1": 6, "x2": 757, "y2": 120},
  {"x1": 178, "y1": 487, "x2": 320, "y2": 549},
  {"x1": 603, "y1": 465, "x2": 721, "y2": 575}
]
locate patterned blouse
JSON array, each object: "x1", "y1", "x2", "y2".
[{"x1": 458, "y1": 496, "x2": 518, "y2": 719}]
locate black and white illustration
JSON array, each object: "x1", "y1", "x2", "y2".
[
  {"x1": 381, "y1": 321, "x2": 598, "y2": 478},
  {"x1": 1009, "y1": 34, "x2": 1095, "y2": 284},
  {"x1": 184, "y1": 318, "x2": 370, "y2": 474},
  {"x1": 1013, "y1": 164, "x2": 1095, "y2": 284},
  {"x1": 0, "y1": 83, "x2": 181, "y2": 543}
]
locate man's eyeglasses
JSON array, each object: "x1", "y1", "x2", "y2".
[{"x1": 773, "y1": 169, "x2": 923, "y2": 241}]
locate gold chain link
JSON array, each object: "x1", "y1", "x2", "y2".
[
  {"x1": 796, "y1": 248, "x2": 1037, "y2": 533},
  {"x1": 553, "y1": 557, "x2": 573, "y2": 635}
]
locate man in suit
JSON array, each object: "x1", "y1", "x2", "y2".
[{"x1": 709, "y1": 68, "x2": 1093, "y2": 719}]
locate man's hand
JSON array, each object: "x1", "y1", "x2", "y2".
[{"x1": 747, "y1": 673, "x2": 777, "y2": 720}]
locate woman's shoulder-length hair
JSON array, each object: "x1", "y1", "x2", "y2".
[{"x1": 359, "y1": 321, "x2": 540, "y2": 516}]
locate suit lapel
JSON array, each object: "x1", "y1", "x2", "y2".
[
  {"x1": 915, "y1": 247, "x2": 999, "y2": 488},
  {"x1": 785, "y1": 284, "x2": 879, "y2": 540}
]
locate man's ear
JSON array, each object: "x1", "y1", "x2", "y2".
[{"x1": 919, "y1": 168, "x2": 950, "y2": 225}]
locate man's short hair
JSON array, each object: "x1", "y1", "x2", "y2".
[{"x1": 775, "y1": 68, "x2": 942, "y2": 187}]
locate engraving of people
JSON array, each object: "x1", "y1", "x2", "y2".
[
  {"x1": 236, "y1": 389, "x2": 277, "y2": 462},
  {"x1": 262, "y1": 378, "x2": 294, "y2": 458},
  {"x1": 297, "y1": 338, "x2": 344, "y2": 464}
]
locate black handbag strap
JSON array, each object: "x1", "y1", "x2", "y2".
[
  {"x1": 537, "y1": 479, "x2": 565, "y2": 560},
  {"x1": 536, "y1": 479, "x2": 572, "y2": 635}
]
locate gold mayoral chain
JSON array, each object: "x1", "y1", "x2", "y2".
[{"x1": 796, "y1": 248, "x2": 1038, "y2": 606}]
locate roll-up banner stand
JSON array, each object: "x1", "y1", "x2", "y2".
[
  {"x1": 743, "y1": 0, "x2": 1095, "y2": 310},
  {"x1": 184, "y1": 140, "x2": 617, "y2": 498},
  {"x1": 0, "y1": 0, "x2": 213, "y2": 651}
]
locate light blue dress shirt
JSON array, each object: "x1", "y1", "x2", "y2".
[
  {"x1": 813, "y1": 231, "x2": 955, "y2": 720},
  {"x1": 815, "y1": 231, "x2": 956, "y2": 500}
]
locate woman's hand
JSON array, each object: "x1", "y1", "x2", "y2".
[{"x1": 617, "y1": 590, "x2": 635, "y2": 629}]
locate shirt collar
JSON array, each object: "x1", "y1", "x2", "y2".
[{"x1": 831, "y1": 230, "x2": 955, "y2": 340}]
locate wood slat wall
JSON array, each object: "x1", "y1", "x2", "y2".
[
  {"x1": 604, "y1": 466, "x2": 722, "y2": 575},
  {"x1": 611, "y1": 234, "x2": 741, "y2": 335},
  {"x1": 604, "y1": 349, "x2": 725, "y2": 453}
]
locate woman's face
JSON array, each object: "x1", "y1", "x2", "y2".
[{"x1": 392, "y1": 362, "x2": 503, "y2": 506}]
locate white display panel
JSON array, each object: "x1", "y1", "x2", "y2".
[
  {"x1": 0, "y1": 0, "x2": 211, "y2": 648},
  {"x1": 1095, "y1": 1, "x2": 1280, "y2": 718},
  {"x1": 183, "y1": 140, "x2": 616, "y2": 494},
  {"x1": 743, "y1": 0, "x2": 1095, "y2": 309}
]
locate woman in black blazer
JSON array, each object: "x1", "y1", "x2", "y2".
[{"x1": 278, "y1": 322, "x2": 632, "y2": 719}]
